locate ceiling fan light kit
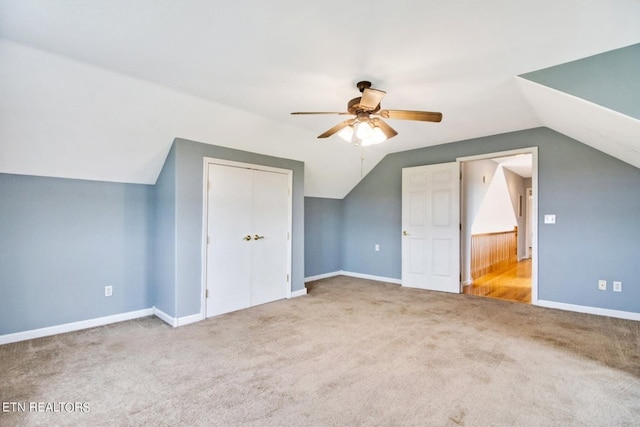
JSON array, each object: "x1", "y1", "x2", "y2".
[
  {"x1": 337, "y1": 120, "x2": 387, "y2": 146},
  {"x1": 292, "y1": 81, "x2": 442, "y2": 146}
]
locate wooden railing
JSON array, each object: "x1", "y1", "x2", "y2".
[{"x1": 471, "y1": 226, "x2": 518, "y2": 280}]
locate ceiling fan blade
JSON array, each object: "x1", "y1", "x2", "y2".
[
  {"x1": 291, "y1": 111, "x2": 347, "y2": 115},
  {"x1": 360, "y1": 88, "x2": 386, "y2": 110},
  {"x1": 371, "y1": 118, "x2": 398, "y2": 139},
  {"x1": 317, "y1": 119, "x2": 355, "y2": 138},
  {"x1": 379, "y1": 110, "x2": 443, "y2": 122}
]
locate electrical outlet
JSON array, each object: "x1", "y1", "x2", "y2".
[
  {"x1": 105, "y1": 285, "x2": 113, "y2": 297},
  {"x1": 613, "y1": 281, "x2": 622, "y2": 292},
  {"x1": 598, "y1": 280, "x2": 607, "y2": 291}
]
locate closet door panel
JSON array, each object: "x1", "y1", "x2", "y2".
[
  {"x1": 206, "y1": 164, "x2": 253, "y2": 316},
  {"x1": 250, "y1": 170, "x2": 289, "y2": 306}
]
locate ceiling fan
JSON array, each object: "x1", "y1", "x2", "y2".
[{"x1": 291, "y1": 81, "x2": 442, "y2": 146}]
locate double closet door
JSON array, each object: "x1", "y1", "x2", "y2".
[{"x1": 205, "y1": 162, "x2": 291, "y2": 317}]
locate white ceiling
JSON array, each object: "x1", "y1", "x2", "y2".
[
  {"x1": 493, "y1": 154, "x2": 533, "y2": 179},
  {"x1": 1, "y1": 1, "x2": 639, "y2": 198}
]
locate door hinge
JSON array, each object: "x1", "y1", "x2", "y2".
[
  {"x1": 459, "y1": 223, "x2": 462, "y2": 231},
  {"x1": 207, "y1": 181, "x2": 211, "y2": 191},
  {"x1": 287, "y1": 232, "x2": 290, "y2": 240},
  {"x1": 286, "y1": 274, "x2": 289, "y2": 282},
  {"x1": 205, "y1": 289, "x2": 209, "y2": 298},
  {"x1": 460, "y1": 171, "x2": 462, "y2": 180},
  {"x1": 207, "y1": 235, "x2": 210, "y2": 244}
]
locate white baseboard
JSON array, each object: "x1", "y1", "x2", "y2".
[
  {"x1": 0, "y1": 308, "x2": 154, "y2": 346},
  {"x1": 289, "y1": 288, "x2": 307, "y2": 298},
  {"x1": 536, "y1": 300, "x2": 640, "y2": 321},
  {"x1": 177, "y1": 313, "x2": 204, "y2": 327},
  {"x1": 153, "y1": 306, "x2": 177, "y2": 327},
  {"x1": 304, "y1": 271, "x2": 342, "y2": 282},
  {"x1": 152, "y1": 307, "x2": 203, "y2": 327},
  {"x1": 340, "y1": 271, "x2": 402, "y2": 285},
  {"x1": 305, "y1": 270, "x2": 402, "y2": 285}
]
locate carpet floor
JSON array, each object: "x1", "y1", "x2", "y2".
[{"x1": 1, "y1": 275, "x2": 639, "y2": 426}]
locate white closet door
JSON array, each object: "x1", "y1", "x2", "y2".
[
  {"x1": 402, "y1": 162, "x2": 460, "y2": 293},
  {"x1": 206, "y1": 163, "x2": 290, "y2": 317},
  {"x1": 250, "y1": 170, "x2": 289, "y2": 306},
  {"x1": 207, "y1": 164, "x2": 253, "y2": 316}
]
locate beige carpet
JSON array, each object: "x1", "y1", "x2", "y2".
[{"x1": 1, "y1": 275, "x2": 639, "y2": 426}]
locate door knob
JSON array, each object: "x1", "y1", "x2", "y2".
[
  {"x1": 403, "y1": 230, "x2": 408, "y2": 236},
  {"x1": 243, "y1": 235, "x2": 252, "y2": 241},
  {"x1": 254, "y1": 234, "x2": 265, "y2": 240}
]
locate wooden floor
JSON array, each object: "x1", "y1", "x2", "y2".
[{"x1": 463, "y1": 258, "x2": 532, "y2": 303}]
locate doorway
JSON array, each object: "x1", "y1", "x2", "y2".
[{"x1": 458, "y1": 148, "x2": 537, "y2": 304}]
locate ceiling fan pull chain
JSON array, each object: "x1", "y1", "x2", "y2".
[{"x1": 360, "y1": 147, "x2": 366, "y2": 178}]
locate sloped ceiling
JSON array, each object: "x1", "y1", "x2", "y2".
[
  {"x1": 517, "y1": 44, "x2": 640, "y2": 170},
  {"x1": 1, "y1": 1, "x2": 639, "y2": 198}
]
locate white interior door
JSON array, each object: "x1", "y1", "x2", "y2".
[
  {"x1": 402, "y1": 162, "x2": 460, "y2": 293},
  {"x1": 205, "y1": 162, "x2": 290, "y2": 317},
  {"x1": 250, "y1": 170, "x2": 289, "y2": 306},
  {"x1": 207, "y1": 164, "x2": 253, "y2": 316}
]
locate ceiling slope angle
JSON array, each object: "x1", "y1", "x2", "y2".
[
  {"x1": 516, "y1": 78, "x2": 640, "y2": 169},
  {"x1": 0, "y1": 40, "x2": 380, "y2": 198},
  {"x1": 1, "y1": 1, "x2": 640, "y2": 198}
]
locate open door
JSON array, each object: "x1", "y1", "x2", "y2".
[{"x1": 401, "y1": 162, "x2": 460, "y2": 293}]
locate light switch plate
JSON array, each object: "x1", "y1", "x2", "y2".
[{"x1": 613, "y1": 281, "x2": 622, "y2": 292}]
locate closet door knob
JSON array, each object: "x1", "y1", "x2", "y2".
[
  {"x1": 254, "y1": 234, "x2": 265, "y2": 240},
  {"x1": 243, "y1": 235, "x2": 252, "y2": 241}
]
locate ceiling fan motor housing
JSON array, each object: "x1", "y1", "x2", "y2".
[{"x1": 347, "y1": 97, "x2": 381, "y2": 115}]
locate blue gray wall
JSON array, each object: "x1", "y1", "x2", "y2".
[
  {"x1": 520, "y1": 43, "x2": 640, "y2": 120},
  {"x1": 537, "y1": 131, "x2": 640, "y2": 311},
  {"x1": 304, "y1": 129, "x2": 640, "y2": 315},
  {"x1": 0, "y1": 174, "x2": 153, "y2": 335},
  {"x1": 304, "y1": 197, "x2": 342, "y2": 277},
  {"x1": 172, "y1": 138, "x2": 305, "y2": 318},
  {"x1": 0, "y1": 137, "x2": 304, "y2": 336},
  {"x1": 3, "y1": 126, "x2": 638, "y2": 336},
  {"x1": 152, "y1": 144, "x2": 177, "y2": 317},
  {"x1": 339, "y1": 127, "x2": 640, "y2": 313}
]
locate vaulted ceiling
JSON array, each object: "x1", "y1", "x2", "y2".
[{"x1": 1, "y1": 1, "x2": 639, "y2": 198}]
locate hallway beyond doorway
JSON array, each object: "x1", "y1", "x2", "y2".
[{"x1": 462, "y1": 259, "x2": 532, "y2": 303}]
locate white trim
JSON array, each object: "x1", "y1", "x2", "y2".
[
  {"x1": 305, "y1": 270, "x2": 402, "y2": 285},
  {"x1": 341, "y1": 270, "x2": 402, "y2": 285},
  {"x1": 153, "y1": 307, "x2": 204, "y2": 328},
  {"x1": 305, "y1": 271, "x2": 342, "y2": 282},
  {"x1": 153, "y1": 306, "x2": 177, "y2": 327},
  {"x1": 289, "y1": 288, "x2": 307, "y2": 298},
  {"x1": 177, "y1": 313, "x2": 204, "y2": 327},
  {"x1": 457, "y1": 147, "x2": 537, "y2": 163},
  {"x1": 201, "y1": 157, "x2": 294, "y2": 318},
  {"x1": 457, "y1": 146, "x2": 539, "y2": 304},
  {"x1": 536, "y1": 300, "x2": 640, "y2": 322},
  {"x1": 285, "y1": 171, "x2": 294, "y2": 298},
  {"x1": 200, "y1": 158, "x2": 209, "y2": 323},
  {"x1": 0, "y1": 308, "x2": 153, "y2": 345}
]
